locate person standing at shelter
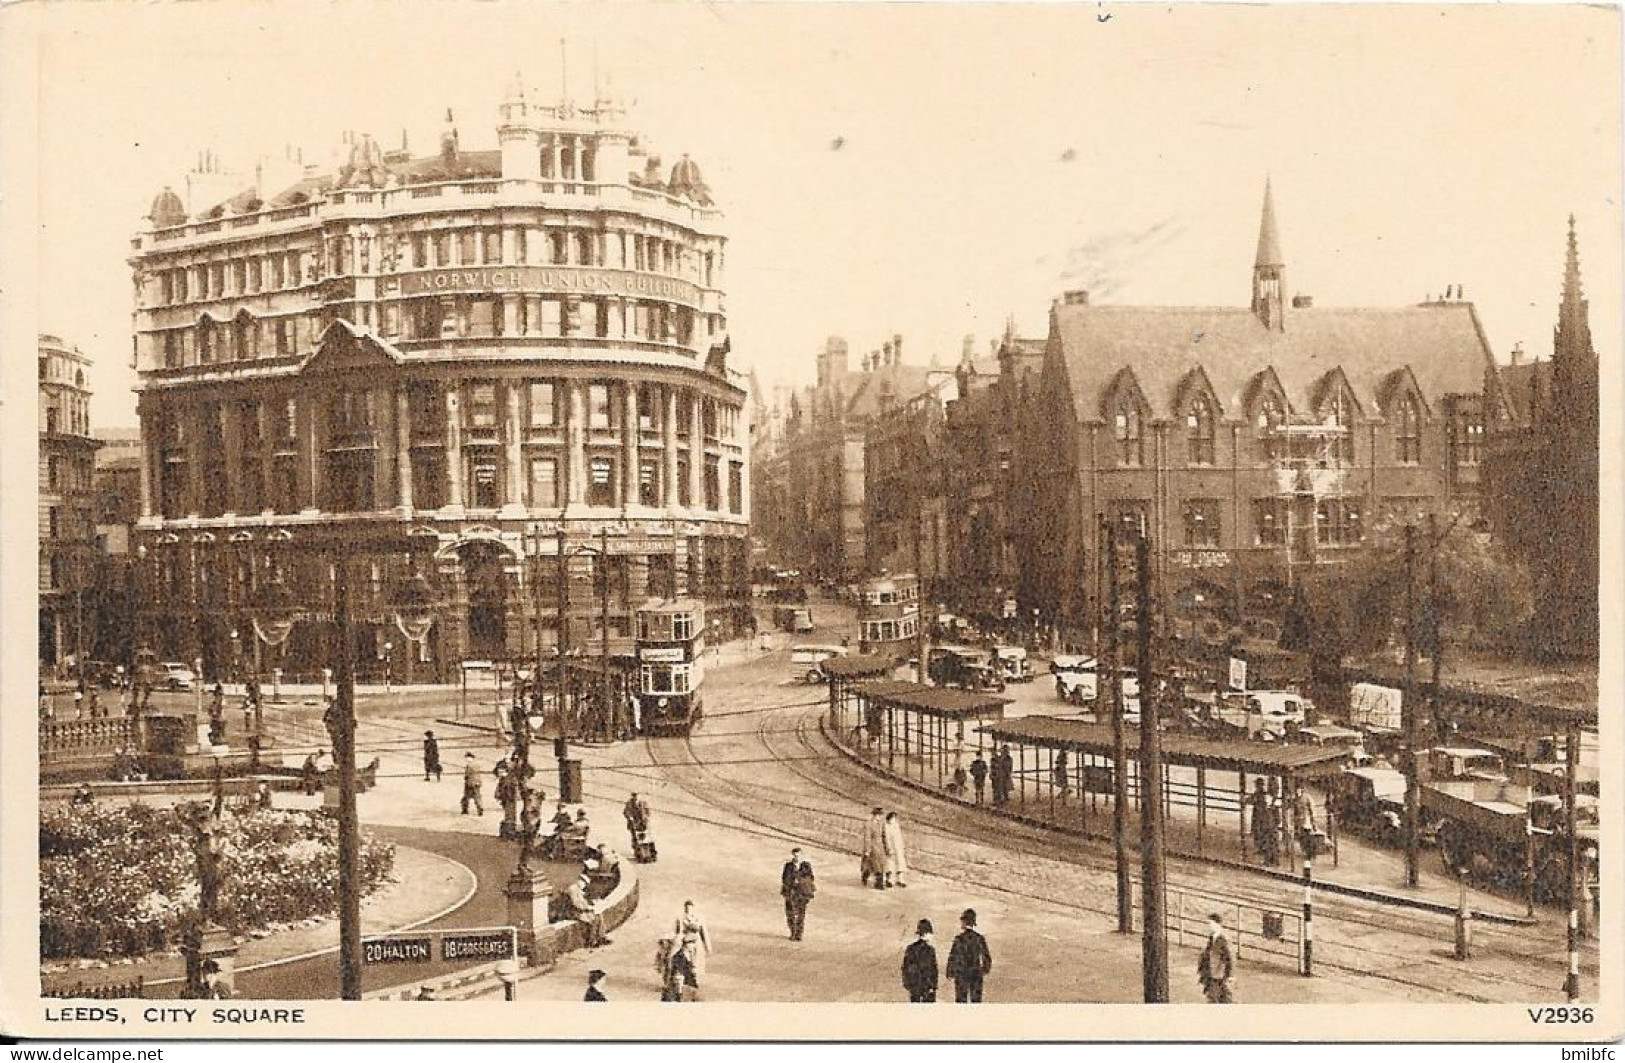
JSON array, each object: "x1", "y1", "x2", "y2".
[
  {"x1": 422, "y1": 731, "x2": 442, "y2": 782},
  {"x1": 995, "y1": 745, "x2": 1015, "y2": 805},
  {"x1": 945, "y1": 908, "x2": 992, "y2": 1002},
  {"x1": 969, "y1": 751, "x2": 988, "y2": 805},
  {"x1": 1249, "y1": 779, "x2": 1278, "y2": 866},
  {"x1": 780, "y1": 847, "x2": 816, "y2": 941},
  {"x1": 584, "y1": 969, "x2": 608, "y2": 1002},
  {"x1": 461, "y1": 752, "x2": 485, "y2": 815},
  {"x1": 862, "y1": 807, "x2": 887, "y2": 889},
  {"x1": 1198, "y1": 912, "x2": 1234, "y2": 1002},
  {"x1": 901, "y1": 919, "x2": 939, "y2": 1002},
  {"x1": 882, "y1": 811, "x2": 908, "y2": 888}
]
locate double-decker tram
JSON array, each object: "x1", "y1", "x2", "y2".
[
  {"x1": 857, "y1": 571, "x2": 920, "y2": 660},
  {"x1": 636, "y1": 599, "x2": 706, "y2": 736}
]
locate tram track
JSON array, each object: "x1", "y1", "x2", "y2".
[{"x1": 637, "y1": 678, "x2": 1584, "y2": 1003}]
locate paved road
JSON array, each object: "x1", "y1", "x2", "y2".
[{"x1": 240, "y1": 608, "x2": 1594, "y2": 1004}]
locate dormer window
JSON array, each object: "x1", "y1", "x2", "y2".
[
  {"x1": 1397, "y1": 394, "x2": 1423, "y2": 464},
  {"x1": 1113, "y1": 398, "x2": 1144, "y2": 467},
  {"x1": 1186, "y1": 395, "x2": 1215, "y2": 466}
]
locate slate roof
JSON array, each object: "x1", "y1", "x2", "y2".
[
  {"x1": 1049, "y1": 301, "x2": 1497, "y2": 425},
  {"x1": 1496, "y1": 360, "x2": 1552, "y2": 423},
  {"x1": 843, "y1": 363, "x2": 937, "y2": 422}
]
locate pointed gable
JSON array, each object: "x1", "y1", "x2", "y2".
[{"x1": 299, "y1": 320, "x2": 405, "y2": 376}]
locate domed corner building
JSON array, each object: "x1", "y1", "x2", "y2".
[{"x1": 128, "y1": 86, "x2": 750, "y2": 684}]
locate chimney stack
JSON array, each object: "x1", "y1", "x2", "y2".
[
  {"x1": 882, "y1": 340, "x2": 893, "y2": 368},
  {"x1": 1062, "y1": 289, "x2": 1091, "y2": 306},
  {"x1": 893, "y1": 333, "x2": 903, "y2": 364},
  {"x1": 1511, "y1": 341, "x2": 1524, "y2": 366},
  {"x1": 1291, "y1": 294, "x2": 1314, "y2": 309}
]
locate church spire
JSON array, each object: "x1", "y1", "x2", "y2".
[
  {"x1": 1552, "y1": 214, "x2": 1597, "y2": 426},
  {"x1": 1251, "y1": 177, "x2": 1286, "y2": 331},
  {"x1": 1255, "y1": 176, "x2": 1284, "y2": 269}
]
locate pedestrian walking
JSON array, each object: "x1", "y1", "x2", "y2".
[
  {"x1": 422, "y1": 731, "x2": 442, "y2": 782},
  {"x1": 301, "y1": 752, "x2": 319, "y2": 796},
  {"x1": 461, "y1": 752, "x2": 485, "y2": 815},
  {"x1": 945, "y1": 908, "x2": 992, "y2": 1003},
  {"x1": 901, "y1": 919, "x2": 939, "y2": 1002},
  {"x1": 994, "y1": 745, "x2": 1014, "y2": 805},
  {"x1": 254, "y1": 781, "x2": 273, "y2": 811},
  {"x1": 1197, "y1": 912, "x2": 1234, "y2": 1003},
  {"x1": 780, "y1": 847, "x2": 816, "y2": 941},
  {"x1": 861, "y1": 807, "x2": 887, "y2": 888},
  {"x1": 584, "y1": 969, "x2": 608, "y2": 1002},
  {"x1": 969, "y1": 752, "x2": 988, "y2": 805},
  {"x1": 882, "y1": 811, "x2": 908, "y2": 888},
  {"x1": 1052, "y1": 749, "x2": 1071, "y2": 796},
  {"x1": 673, "y1": 900, "x2": 712, "y2": 975}
]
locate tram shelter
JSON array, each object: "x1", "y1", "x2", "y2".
[
  {"x1": 984, "y1": 717, "x2": 1351, "y2": 867},
  {"x1": 834, "y1": 679, "x2": 1009, "y2": 791}
]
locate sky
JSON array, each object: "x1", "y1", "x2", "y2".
[{"x1": 14, "y1": 1, "x2": 1623, "y2": 428}]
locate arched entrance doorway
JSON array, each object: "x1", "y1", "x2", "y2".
[{"x1": 459, "y1": 540, "x2": 513, "y2": 661}]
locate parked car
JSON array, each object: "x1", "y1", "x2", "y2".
[
  {"x1": 992, "y1": 645, "x2": 1033, "y2": 683},
  {"x1": 928, "y1": 646, "x2": 1005, "y2": 693},
  {"x1": 773, "y1": 605, "x2": 815, "y2": 633},
  {"x1": 790, "y1": 644, "x2": 848, "y2": 683},
  {"x1": 1051, "y1": 656, "x2": 1140, "y2": 715},
  {"x1": 160, "y1": 662, "x2": 196, "y2": 691}
]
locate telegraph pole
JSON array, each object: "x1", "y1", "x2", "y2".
[
  {"x1": 600, "y1": 527, "x2": 612, "y2": 741},
  {"x1": 555, "y1": 528, "x2": 568, "y2": 742},
  {"x1": 914, "y1": 504, "x2": 928, "y2": 684},
  {"x1": 330, "y1": 556, "x2": 362, "y2": 1000},
  {"x1": 1563, "y1": 724, "x2": 1582, "y2": 1000},
  {"x1": 1105, "y1": 519, "x2": 1131, "y2": 934},
  {"x1": 1402, "y1": 524, "x2": 1421, "y2": 888},
  {"x1": 1135, "y1": 533, "x2": 1168, "y2": 1002},
  {"x1": 1428, "y1": 512, "x2": 1443, "y2": 739}
]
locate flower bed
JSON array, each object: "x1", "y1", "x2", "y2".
[{"x1": 41, "y1": 802, "x2": 394, "y2": 959}]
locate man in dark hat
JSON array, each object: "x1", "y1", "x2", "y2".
[
  {"x1": 584, "y1": 969, "x2": 608, "y2": 1002},
  {"x1": 901, "y1": 918, "x2": 938, "y2": 1002},
  {"x1": 780, "y1": 846, "x2": 816, "y2": 941},
  {"x1": 945, "y1": 908, "x2": 992, "y2": 1003},
  {"x1": 423, "y1": 730, "x2": 442, "y2": 782}
]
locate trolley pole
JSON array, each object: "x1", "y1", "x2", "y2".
[
  {"x1": 1106, "y1": 519, "x2": 1131, "y2": 935},
  {"x1": 1564, "y1": 724, "x2": 1581, "y2": 1001},
  {"x1": 330, "y1": 557, "x2": 363, "y2": 1000},
  {"x1": 1402, "y1": 524, "x2": 1421, "y2": 889},
  {"x1": 1135, "y1": 533, "x2": 1168, "y2": 1002}
]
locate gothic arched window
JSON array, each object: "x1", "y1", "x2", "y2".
[
  {"x1": 1253, "y1": 394, "x2": 1284, "y2": 462},
  {"x1": 1319, "y1": 388, "x2": 1355, "y2": 464},
  {"x1": 1114, "y1": 396, "x2": 1145, "y2": 467},
  {"x1": 1187, "y1": 395, "x2": 1216, "y2": 466},
  {"x1": 1397, "y1": 394, "x2": 1423, "y2": 464}
]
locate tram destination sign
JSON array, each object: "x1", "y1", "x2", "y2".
[
  {"x1": 441, "y1": 932, "x2": 515, "y2": 962},
  {"x1": 362, "y1": 936, "x2": 432, "y2": 965}
]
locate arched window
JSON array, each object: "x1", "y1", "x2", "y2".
[
  {"x1": 1114, "y1": 397, "x2": 1144, "y2": 467},
  {"x1": 197, "y1": 316, "x2": 217, "y2": 363},
  {"x1": 1319, "y1": 388, "x2": 1354, "y2": 464},
  {"x1": 1253, "y1": 394, "x2": 1284, "y2": 461},
  {"x1": 1186, "y1": 395, "x2": 1215, "y2": 465},
  {"x1": 233, "y1": 311, "x2": 254, "y2": 361},
  {"x1": 1397, "y1": 394, "x2": 1422, "y2": 464}
]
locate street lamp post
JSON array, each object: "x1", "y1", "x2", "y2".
[{"x1": 383, "y1": 641, "x2": 394, "y2": 695}]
